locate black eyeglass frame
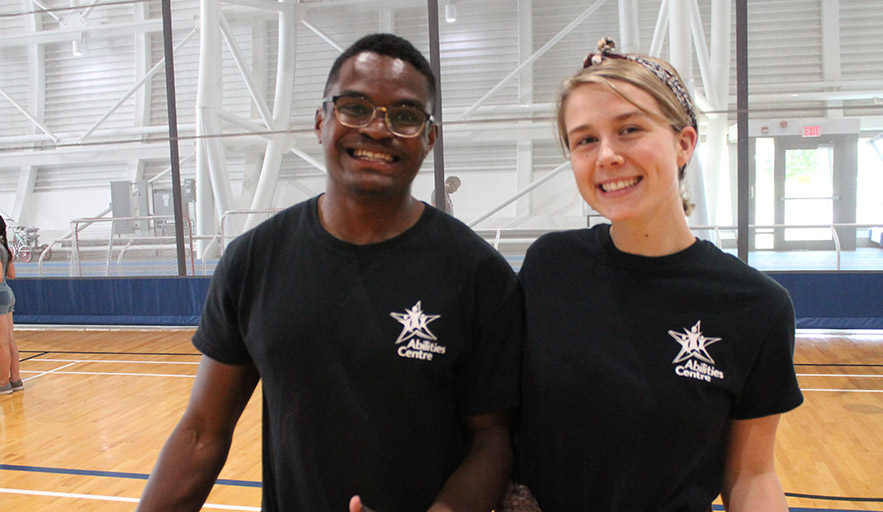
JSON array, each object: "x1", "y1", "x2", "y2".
[{"x1": 321, "y1": 94, "x2": 435, "y2": 138}]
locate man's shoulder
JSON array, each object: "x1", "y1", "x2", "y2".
[
  {"x1": 229, "y1": 199, "x2": 313, "y2": 243},
  {"x1": 423, "y1": 209, "x2": 504, "y2": 256}
]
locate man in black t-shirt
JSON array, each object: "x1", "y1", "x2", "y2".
[{"x1": 137, "y1": 34, "x2": 522, "y2": 512}]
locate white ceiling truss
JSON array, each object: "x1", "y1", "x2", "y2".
[{"x1": 0, "y1": 0, "x2": 881, "y2": 233}]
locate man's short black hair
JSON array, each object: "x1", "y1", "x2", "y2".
[{"x1": 323, "y1": 33, "x2": 437, "y2": 112}]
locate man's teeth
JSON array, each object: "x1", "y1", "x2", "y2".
[
  {"x1": 353, "y1": 149, "x2": 394, "y2": 162},
  {"x1": 601, "y1": 178, "x2": 639, "y2": 192}
]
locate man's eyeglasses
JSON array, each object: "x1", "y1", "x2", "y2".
[{"x1": 322, "y1": 95, "x2": 434, "y2": 138}]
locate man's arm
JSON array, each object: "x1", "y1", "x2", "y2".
[
  {"x1": 721, "y1": 414, "x2": 789, "y2": 512},
  {"x1": 429, "y1": 410, "x2": 514, "y2": 512},
  {"x1": 137, "y1": 355, "x2": 259, "y2": 512}
]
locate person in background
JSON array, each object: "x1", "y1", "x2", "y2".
[
  {"x1": 515, "y1": 38, "x2": 803, "y2": 511},
  {"x1": 0, "y1": 216, "x2": 22, "y2": 395},
  {"x1": 137, "y1": 33, "x2": 522, "y2": 512},
  {"x1": 431, "y1": 175, "x2": 461, "y2": 216}
]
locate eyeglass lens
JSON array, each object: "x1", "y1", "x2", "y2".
[{"x1": 333, "y1": 96, "x2": 428, "y2": 137}]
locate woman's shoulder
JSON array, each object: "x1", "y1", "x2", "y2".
[
  {"x1": 698, "y1": 243, "x2": 793, "y2": 302},
  {"x1": 528, "y1": 225, "x2": 608, "y2": 257}
]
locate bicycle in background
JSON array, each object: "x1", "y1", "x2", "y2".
[{"x1": 10, "y1": 225, "x2": 50, "y2": 263}]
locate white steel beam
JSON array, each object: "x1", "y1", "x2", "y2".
[
  {"x1": 29, "y1": 0, "x2": 60, "y2": 22},
  {"x1": 249, "y1": 0, "x2": 297, "y2": 213},
  {"x1": 458, "y1": 0, "x2": 609, "y2": 121},
  {"x1": 79, "y1": 28, "x2": 198, "y2": 142},
  {"x1": 0, "y1": 19, "x2": 181, "y2": 47},
  {"x1": 223, "y1": 0, "x2": 287, "y2": 12},
  {"x1": 649, "y1": 0, "x2": 668, "y2": 57},
  {"x1": 238, "y1": 19, "x2": 269, "y2": 209},
  {"x1": 299, "y1": 18, "x2": 345, "y2": 52},
  {"x1": 0, "y1": 87, "x2": 60, "y2": 143},
  {"x1": 196, "y1": 0, "x2": 235, "y2": 229},
  {"x1": 707, "y1": 0, "x2": 733, "y2": 226},
  {"x1": 14, "y1": 0, "x2": 48, "y2": 225},
  {"x1": 618, "y1": 0, "x2": 639, "y2": 52},
  {"x1": 378, "y1": 7, "x2": 394, "y2": 32},
  {"x1": 515, "y1": 0, "x2": 533, "y2": 217},
  {"x1": 820, "y1": 0, "x2": 843, "y2": 118},
  {"x1": 12, "y1": 166, "x2": 37, "y2": 225},
  {"x1": 688, "y1": 0, "x2": 715, "y2": 106},
  {"x1": 133, "y1": 0, "x2": 151, "y2": 133},
  {"x1": 219, "y1": 13, "x2": 275, "y2": 129},
  {"x1": 669, "y1": 0, "x2": 708, "y2": 229}
]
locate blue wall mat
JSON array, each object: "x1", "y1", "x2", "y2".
[
  {"x1": 8, "y1": 272, "x2": 883, "y2": 328},
  {"x1": 12, "y1": 277, "x2": 212, "y2": 326},
  {"x1": 767, "y1": 272, "x2": 883, "y2": 330}
]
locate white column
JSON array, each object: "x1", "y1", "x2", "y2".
[
  {"x1": 239, "y1": 19, "x2": 269, "y2": 209},
  {"x1": 515, "y1": 0, "x2": 533, "y2": 218},
  {"x1": 249, "y1": 0, "x2": 297, "y2": 213},
  {"x1": 196, "y1": 0, "x2": 234, "y2": 231},
  {"x1": 821, "y1": 0, "x2": 842, "y2": 118},
  {"x1": 617, "y1": 0, "x2": 640, "y2": 52},
  {"x1": 669, "y1": 0, "x2": 708, "y2": 229},
  {"x1": 707, "y1": 0, "x2": 732, "y2": 227}
]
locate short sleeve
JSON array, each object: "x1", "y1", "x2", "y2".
[
  {"x1": 455, "y1": 256, "x2": 524, "y2": 416},
  {"x1": 731, "y1": 296, "x2": 804, "y2": 419},
  {"x1": 192, "y1": 242, "x2": 253, "y2": 365}
]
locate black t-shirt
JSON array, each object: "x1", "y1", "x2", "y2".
[
  {"x1": 516, "y1": 224, "x2": 803, "y2": 512},
  {"x1": 194, "y1": 196, "x2": 523, "y2": 512}
]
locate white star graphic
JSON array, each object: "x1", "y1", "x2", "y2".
[
  {"x1": 668, "y1": 320, "x2": 721, "y2": 365},
  {"x1": 390, "y1": 301, "x2": 441, "y2": 345}
]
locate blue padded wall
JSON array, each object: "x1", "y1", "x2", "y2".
[
  {"x1": 767, "y1": 272, "x2": 883, "y2": 330},
  {"x1": 8, "y1": 273, "x2": 883, "y2": 328},
  {"x1": 12, "y1": 278, "x2": 211, "y2": 326}
]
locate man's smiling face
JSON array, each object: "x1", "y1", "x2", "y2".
[{"x1": 316, "y1": 52, "x2": 437, "y2": 199}]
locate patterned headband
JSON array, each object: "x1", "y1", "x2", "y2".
[{"x1": 583, "y1": 37, "x2": 698, "y2": 131}]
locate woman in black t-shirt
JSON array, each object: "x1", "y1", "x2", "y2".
[{"x1": 514, "y1": 39, "x2": 802, "y2": 512}]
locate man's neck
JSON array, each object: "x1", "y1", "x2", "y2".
[{"x1": 318, "y1": 192, "x2": 425, "y2": 245}]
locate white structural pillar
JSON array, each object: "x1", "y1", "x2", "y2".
[
  {"x1": 618, "y1": 0, "x2": 640, "y2": 52},
  {"x1": 239, "y1": 19, "x2": 269, "y2": 210},
  {"x1": 820, "y1": 0, "x2": 843, "y2": 118},
  {"x1": 15, "y1": 0, "x2": 47, "y2": 225},
  {"x1": 706, "y1": 0, "x2": 733, "y2": 226},
  {"x1": 515, "y1": 0, "x2": 533, "y2": 218},
  {"x1": 196, "y1": 0, "x2": 235, "y2": 244},
  {"x1": 669, "y1": 0, "x2": 709, "y2": 229},
  {"x1": 249, "y1": 0, "x2": 297, "y2": 214}
]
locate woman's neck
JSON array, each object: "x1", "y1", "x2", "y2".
[{"x1": 608, "y1": 214, "x2": 696, "y2": 257}]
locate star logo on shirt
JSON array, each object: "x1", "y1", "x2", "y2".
[
  {"x1": 668, "y1": 320, "x2": 721, "y2": 365},
  {"x1": 390, "y1": 301, "x2": 440, "y2": 345}
]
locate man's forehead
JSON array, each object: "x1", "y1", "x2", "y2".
[
  {"x1": 332, "y1": 52, "x2": 431, "y2": 101},
  {"x1": 350, "y1": 51, "x2": 408, "y2": 73}
]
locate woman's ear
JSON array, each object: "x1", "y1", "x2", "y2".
[{"x1": 676, "y1": 125, "x2": 698, "y2": 169}]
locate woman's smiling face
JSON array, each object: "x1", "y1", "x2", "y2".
[{"x1": 563, "y1": 81, "x2": 695, "y2": 228}]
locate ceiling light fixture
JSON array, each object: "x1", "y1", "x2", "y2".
[
  {"x1": 72, "y1": 31, "x2": 88, "y2": 57},
  {"x1": 445, "y1": 0, "x2": 457, "y2": 23}
]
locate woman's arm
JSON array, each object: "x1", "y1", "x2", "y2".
[
  {"x1": 721, "y1": 414, "x2": 789, "y2": 512},
  {"x1": 7, "y1": 259, "x2": 14, "y2": 279}
]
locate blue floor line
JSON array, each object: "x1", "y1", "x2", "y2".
[
  {"x1": 2, "y1": 464, "x2": 880, "y2": 510},
  {"x1": 0, "y1": 463, "x2": 261, "y2": 488}
]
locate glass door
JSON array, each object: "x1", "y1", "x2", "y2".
[{"x1": 774, "y1": 139, "x2": 837, "y2": 250}]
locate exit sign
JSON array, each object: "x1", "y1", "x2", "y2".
[{"x1": 803, "y1": 125, "x2": 821, "y2": 137}]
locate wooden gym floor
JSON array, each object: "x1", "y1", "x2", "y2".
[{"x1": 1, "y1": 328, "x2": 881, "y2": 511}]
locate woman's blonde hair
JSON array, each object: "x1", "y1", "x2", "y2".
[{"x1": 556, "y1": 48, "x2": 697, "y2": 214}]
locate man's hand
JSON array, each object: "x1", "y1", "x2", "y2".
[{"x1": 349, "y1": 495, "x2": 377, "y2": 512}]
